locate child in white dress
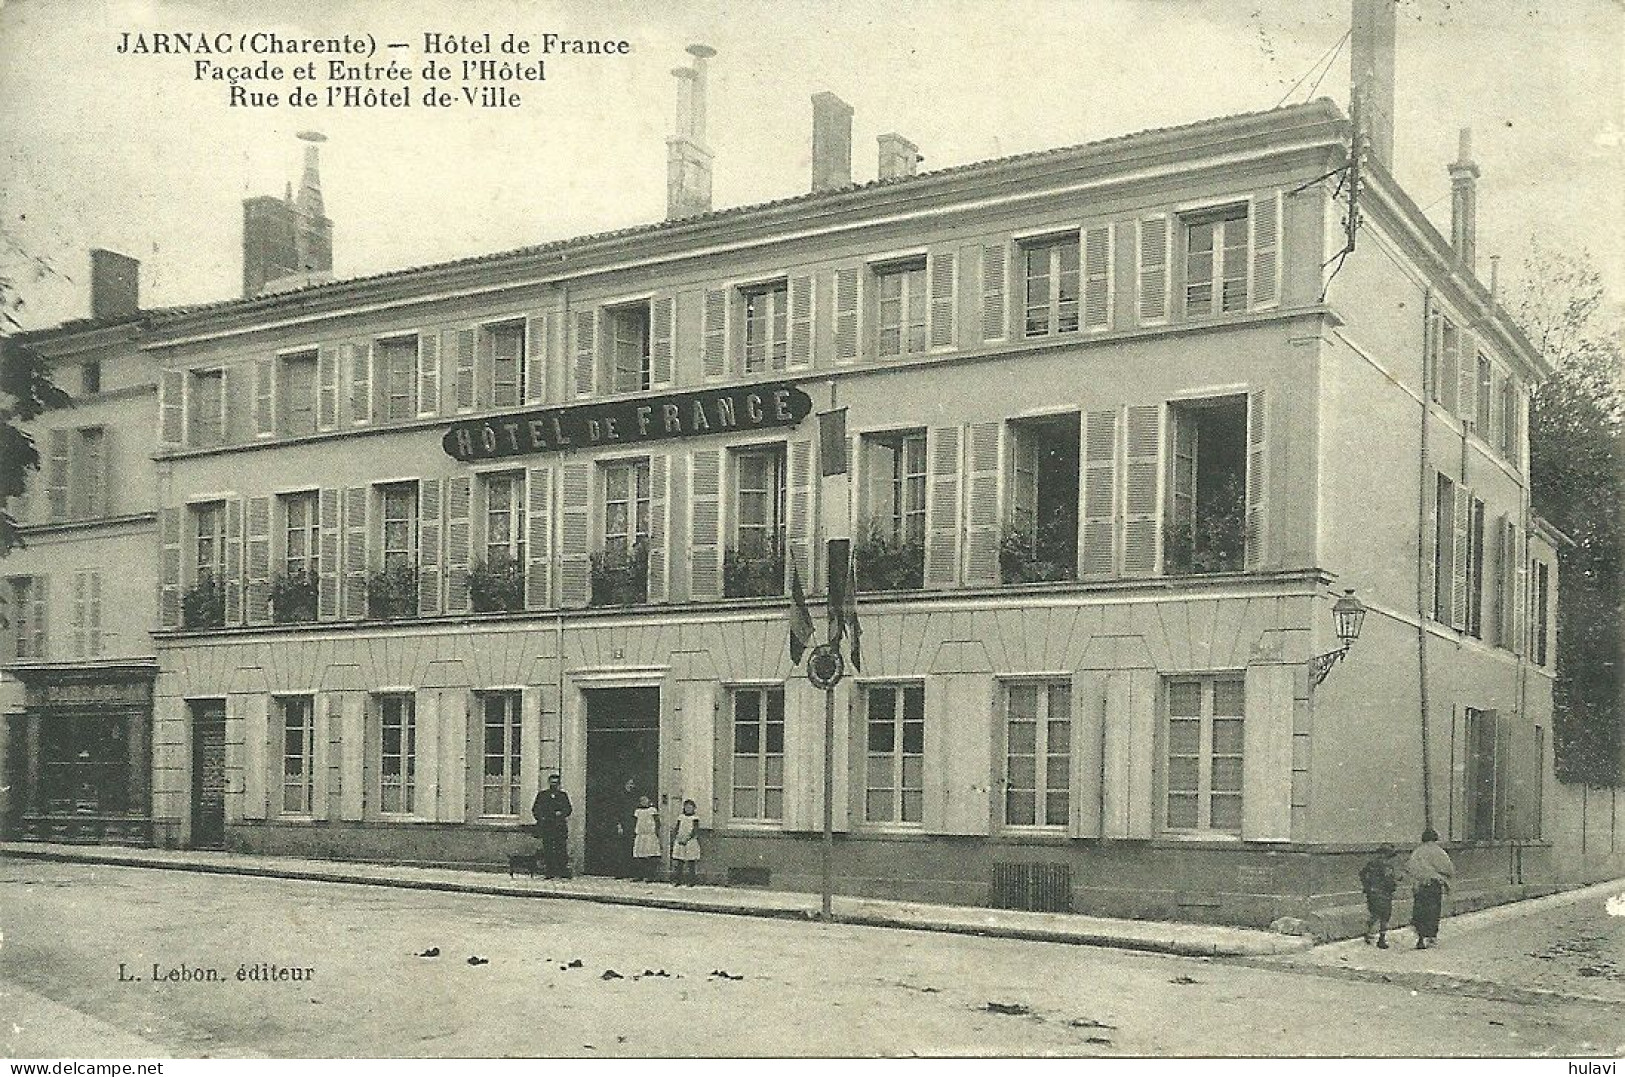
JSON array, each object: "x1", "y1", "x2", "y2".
[
  {"x1": 631, "y1": 795, "x2": 662, "y2": 881},
  {"x1": 670, "y1": 798, "x2": 701, "y2": 886}
]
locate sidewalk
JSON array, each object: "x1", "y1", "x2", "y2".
[{"x1": 1, "y1": 840, "x2": 1310, "y2": 958}]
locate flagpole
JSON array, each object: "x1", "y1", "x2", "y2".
[{"x1": 822, "y1": 679, "x2": 835, "y2": 920}]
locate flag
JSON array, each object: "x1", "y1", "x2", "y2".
[
  {"x1": 788, "y1": 550, "x2": 815, "y2": 665},
  {"x1": 826, "y1": 538, "x2": 861, "y2": 672}
]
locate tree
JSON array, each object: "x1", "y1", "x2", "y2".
[
  {"x1": 1503, "y1": 241, "x2": 1625, "y2": 785},
  {"x1": 1, "y1": 262, "x2": 73, "y2": 556}
]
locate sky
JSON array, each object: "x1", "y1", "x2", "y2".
[{"x1": 1, "y1": 0, "x2": 1621, "y2": 328}]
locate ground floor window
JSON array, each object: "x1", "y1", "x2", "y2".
[
  {"x1": 1003, "y1": 680, "x2": 1071, "y2": 827},
  {"x1": 1464, "y1": 706, "x2": 1501, "y2": 841},
  {"x1": 1164, "y1": 675, "x2": 1244, "y2": 834},
  {"x1": 377, "y1": 693, "x2": 416, "y2": 815},
  {"x1": 279, "y1": 696, "x2": 314, "y2": 815},
  {"x1": 39, "y1": 712, "x2": 130, "y2": 815},
  {"x1": 865, "y1": 683, "x2": 924, "y2": 825},
  {"x1": 730, "y1": 686, "x2": 785, "y2": 822},
  {"x1": 480, "y1": 691, "x2": 522, "y2": 817}
]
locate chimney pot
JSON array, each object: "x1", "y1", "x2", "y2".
[
  {"x1": 811, "y1": 91, "x2": 854, "y2": 193},
  {"x1": 877, "y1": 133, "x2": 920, "y2": 180},
  {"x1": 89, "y1": 249, "x2": 140, "y2": 320}
]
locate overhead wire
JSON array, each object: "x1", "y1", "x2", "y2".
[{"x1": 1274, "y1": 28, "x2": 1351, "y2": 110}]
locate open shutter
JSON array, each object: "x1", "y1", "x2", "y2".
[
  {"x1": 650, "y1": 296, "x2": 675, "y2": 388},
  {"x1": 240, "y1": 695, "x2": 269, "y2": 822},
  {"x1": 1511, "y1": 526, "x2": 1526, "y2": 656},
  {"x1": 1420, "y1": 467, "x2": 1438, "y2": 621},
  {"x1": 224, "y1": 497, "x2": 244, "y2": 625},
  {"x1": 1451, "y1": 484, "x2": 1470, "y2": 630},
  {"x1": 70, "y1": 572, "x2": 87, "y2": 656},
  {"x1": 702, "y1": 288, "x2": 728, "y2": 379},
  {"x1": 87, "y1": 573, "x2": 102, "y2": 653},
  {"x1": 1497, "y1": 516, "x2": 1515, "y2": 647},
  {"x1": 525, "y1": 313, "x2": 550, "y2": 405},
  {"x1": 1440, "y1": 320, "x2": 1460, "y2": 414},
  {"x1": 786, "y1": 437, "x2": 814, "y2": 597},
  {"x1": 834, "y1": 266, "x2": 860, "y2": 363},
  {"x1": 963, "y1": 421, "x2": 1003, "y2": 585},
  {"x1": 310, "y1": 699, "x2": 330, "y2": 821},
  {"x1": 159, "y1": 369, "x2": 185, "y2": 446},
  {"x1": 928, "y1": 249, "x2": 957, "y2": 350},
  {"x1": 1121, "y1": 404, "x2": 1162, "y2": 577},
  {"x1": 342, "y1": 487, "x2": 370, "y2": 619},
  {"x1": 788, "y1": 274, "x2": 815, "y2": 368},
  {"x1": 318, "y1": 489, "x2": 340, "y2": 620},
  {"x1": 46, "y1": 429, "x2": 69, "y2": 520},
  {"x1": 254, "y1": 356, "x2": 275, "y2": 436},
  {"x1": 573, "y1": 310, "x2": 597, "y2": 398},
  {"x1": 1241, "y1": 664, "x2": 1293, "y2": 841},
  {"x1": 245, "y1": 496, "x2": 271, "y2": 625},
  {"x1": 418, "y1": 478, "x2": 443, "y2": 616},
  {"x1": 1424, "y1": 309, "x2": 1440, "y2": 401},
  {"x1": 1083, "y1": 224, "x2": 1113, "y2": 330},
  {"x1": 317, "y1": 345, "x2": 339, "y2": 431},
  {"x1": 27, "y1": 576, "x2": 48, "y2": 656},
  {"x1": 525, "y1": 466, "x2": 553, "y2": 609},
  {"x1": 1069, "y1": 671, "x2": 1106, "y2": 839},
  {"x1": 923, "y1": 425, "x2": 963, "y2": 589},
  {"x1": 559, "y1": 462, "x2": 592, "y2": 608},
  {"x1": 1459, "y1": 331, "x2": 1478, "y2": 430},
  {"x1": 1079, "y1": 409, "x2": 1119, "y2": 579},
  {"x1": 1137, "y1": 214, "x2": 1170, "y2": 324},
  {"x1": 1249, "y1": 191, "x2": 1281, "y2": 310},
  {"x1": 413, "y1": 331, "x2": 438, "y2": 418},
  {"x1": 689, "y1": 448, "x2": 723, "y2": 600},
  {"x1": 218, "y1": 366, "x2": 234, "y2": 445},
  {"x1": 450, "y1": 325, "x2": 476, "y2": 412},
  {"x1": 347, "y1": 341, "x2": 372, "y2": 425},
  {"x1": 159, "y1": 508, "x2": 182, "y2": 629},
  {"x1": 647, "y1": 453, "x2": 671, "y2": 603},
  {"x1": 444, "y1": 476, "x2": 472, "y2": 614},
  {"x1": 1245, "y1": 389, "x2": 1268, "y2": 571},
  {"x1": 981, "y1": 242, "x2": 1008, "y2": 343}
]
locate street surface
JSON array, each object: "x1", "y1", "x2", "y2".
[{"x1": 2, "y1": 859, "x2": 1621, "y2": 1057}]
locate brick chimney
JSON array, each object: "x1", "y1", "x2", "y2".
[
  {"x1": 1349, "y1": 0, "x2": 1397, "y2": 169},
  {"x1": 666, "y1": 44, "x2": 716, "y2": 220},
  {"x1": 811, "y1": 92, "x2": 853, "y2": 193},
  {"x1": 89, "y1": 249, "x2": 140, "y2": 320},
  {"x1": 877, "y1": 134, "x2": 920, "y2": 181},
  {"x1": 1448, "y1": 128, "x2": 1480, "y2": 274}
]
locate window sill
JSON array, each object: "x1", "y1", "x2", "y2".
[
  {"x1": 1158, "y1": 831, "x2": 1244, "y2": 843},
  {"x1": 720, "y1": 819, "x2": 784, "y2": 833}
]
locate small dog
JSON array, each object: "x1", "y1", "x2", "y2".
[{"x1": 507, "y1": 851, "x2": 542, "y2": 879}]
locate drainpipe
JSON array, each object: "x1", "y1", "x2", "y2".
[
  {"x1": 556, "y1": 279, "x2": 571, "y2": 784},
  {"x1": 1417, "y1": 289, "x2": 1435, "y2": 831}
]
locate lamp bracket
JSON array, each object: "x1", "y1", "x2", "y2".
[{"x1": 1309, "y1": 646, "x2": 1349, "y2": 688}]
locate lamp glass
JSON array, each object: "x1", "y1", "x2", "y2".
[{"x1": 1332, "y1": 590, "x2": 1366, "y2": 645}]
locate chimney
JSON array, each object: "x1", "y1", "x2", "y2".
[
  {"x1": 877, "y1": 134, "x2": 920, "y2": 181},
  {"x1": 1349, "y1": 0, "x2": 1397, "y2": 169},
  {"x1": 1448, "y1": 127, "x2": 1480, "y2": 274},
  {"x1": 811, "y1": 92, "x2": 853, "y2": 193},
  {"x1": 89, "y1": 249, "x2": 140, "y2": 320},
  {"x1": 666, "y1": 44, "x2": 716, "y2": 220}
]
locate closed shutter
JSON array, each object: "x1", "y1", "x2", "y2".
[
  {"x1": 834, "y1": 266, "x2": 860, "y2": 363},
  {"x1": 689, "y1": 448, "x2": 723, "y2": 600},
  {"x1": 1079, "y1": 409, "x2": 1119, "y2": 579},
  {"x1": 928, "y1": 249, "x2": 957, "y2": 349},
  {"x1": 159, "y1": 369, "x2": 185, "y2": 446},
  {"x1": 318, "y1": 489, "x2": 341, "y2": 620},
  {"x1": 702, "y1": 288, "x2": 728, "y2": 379},
  {"x1": 525, "y1": 466, "x2": 553, "y2": 609},
  {"x1": 963, "y1": 421, "x2": 1003, "y2": 585},
  {"x1": 923, "y1": 674, "x2": 992, "y2": 836},
  {"x1": 1249, "y1": 192, "x2": 1281, "y2": 310},
  {"x1": 573, "y1": 309, "x2": 597, "y2": 398},
  {"x1": 317, "y1": 345, "x2": 340, "y2": 431},
  {"x1": 558, "y1": 462, "x2": 592, "y2": 608},
  {"x1": 452, "y1": 325, "x2": 476, "y2": 412},
  {"x1": 254, "y1": 356, "x2": 275, "y2": 436},
  {"x1": 98, "y1": 428, "x2": 116, "y2": 517},
  {"x1": 70, "y1": 571, "x2": 87, "y2": 656},
  {"x1": 418, "y1": 478, "x2": 443, "y2": 616},
  {"x1": 1083, "y1": 224, "x2": 1113, "y2": 330},
  {"x1": 981, "y1": 242, "x2": 1008, "y2": 343},
  {"x1": 1487, "y1": 367, "x2": 1503, "y2": 449},
  {"x1": 923, "y1": 425, "x2": 963, "y2": 588},
  {"x1": 786, "y1": 437, "x2": 814, "y2": 596},
  {"x1": 1420, "y1": 467, "x2": 1438, "y2": 621},
  {"x1": 1245, "y1": 389, "x2": 1268, "y2": 571},
  {"x1": 224, "y1": 497, "x2": 243, "y2": 625},
  {"x1": 445, "y1": 476, "x2": 472, "y2": 614},
  {"x1": 1121, "y1": 404, "x2": 1162, "y2": 577},
  {"x1": 788, "y1": 274, "x2": 815, "y2": 368},
  {"x1": 47, "y1": 430, "x2": 69, "y2": 520},
  {"x1": 87, "y1": 572, "x2": 102, "y2": 654},
  {"x1": 1137, "y1": 214, "x2": 1170, "y2": 324},
  {"x1": 680, "y1": 682, "x2": 718, "y2": 820},
  {"x1": 347, "y1": 341, "x2": 372, "y2": 425},
  {"x1": 245, "y1": 496, "x2": 271, "y2": 625},
  {"x1": 1100, "y1": 668, "x2": 1157, "y2": 838},
  {"x1": 342, "y1": 487, "x2": 370, "y2": 619},
  {"x1": 647, "y1": 453, "x2": 671, "y2": 603},
  {"x1": 1459, "y1": 331, "x2": 1477, "y2": 429},
  {"x1": 1449, "y1": 483, "x2": 1469, "y2": 629},
  {"x1": 524, "y1": 313, "x2": 549, "y2": 405},
  {"x1": 1241, "y1": 664, "x2": 1293, "y2": 841},
  {"x1": 651, "y1": 296, "x2": 675, "y2": 387},
  {"x1": 159, "y1": 507, "x2": 182, "y2": 629}
]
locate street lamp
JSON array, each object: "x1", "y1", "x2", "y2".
[{"x1": 1309, "y1": 588, "x2": 1367, "y2": 687}]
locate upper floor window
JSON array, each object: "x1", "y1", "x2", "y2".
[
  {"x1": 282, "y1": 491, "x2": 320, "y2": 579},
  {"x1": 1183, "y1": 206, "x2": 1248, "y2": 316},
  {"x1": 593, "y1": 458, "x2": 650, "y2": 607},
  {"x1": 1475, "y1": 354, "x2": 1492, "y2": 433},
  {"x1": 185, "y1": 501, "x2": 227, "y2": 630},
  {"x1": 1432, "y1": 474, "x2": 1456, "y2": 622},
  {"x1": 1002, "y1": 680, "x2": 1071, "y2": 828},
  {"x1": 81, "y1": 360, "x2": 101, "y2": 396},
  {"x1": 7, "y1": 576, "x2": 44, "y2": 660},
  {"x1": 875, "y1": 261, "x2": 927, "y2": 358},
  {"x1": 68, "y1": 570, "x2": 103, "y2": 658},
  {"x1": 1164, "y1": 675, "x2": 1244, "y2": 835},
  {"x1": 864, "y1": 683, "x2": 924, "y2": 825},
  {"x1": 1531, "y1": 559, "x2": 1551, "y2": 667},
  {"x1": 1005, "y1": 414, "x2": 1080, "y2": 583},
  {"x1": 1499, "y1": 378, "x2": 1520, "y2": 465},
  {"x1": 488, "y1": 321, "x2": 526, "y2": 408},
  {"x1": 607, "y1": 302, "x2": 651, "y2": 393},
  {"x1": 482, "y1": 471, "x2": 524, "y2": 569},
  {"x1": 1022, "y1": 236, "x2": 1080, "y2": 338},
  {"x1": 856, "y1": 430, "x2": 926, "y2": 592},
  {"x1": 1166, "y1": 397, "x2": 1246, "y2": 576},
  {"x1": 380, "y1": 483, "x2": 417, "y2": 577},
  {"x1": 742, "y1": 282, "x2": 789, "y2": 374},
  {"x1": 1435, "y1": 318, "x2": 1461, "y2": 413},
  {"x1": 279, "y1": 350, "x2": 319, "y2": 437},
  {"x1": 730, "y1": 686, "x2": 785, "y2": 822},
  {"x1": 1466, "y1": 495, "x2": 1486, "y2": 639},
  {"x1": 479, "y1": 691, "x2": 523, "y2": 817},
  {"x1": 47, "y1": 425, "x2": 109, "y2": 522},
  {"x1": 279, "y1": 696, "x2": 315, "y2": 815},
  {"x1": 378, "y1": 336, "x2": 418, "y2": 421},
  {"x1": 189, "y1": 369, "x2": 225, "y2": 446},
  {"x1": 726, "y1": 445, "x2": 786, "y2": 598}
]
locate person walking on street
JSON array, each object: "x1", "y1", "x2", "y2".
[
  {"x1": 531, "y1": 773, "x2": 573, "y2": 879},
  {"x1": 631, "y1": 795, "x2": 662, "y2": 881},
  {"x1": 670, "y1": 798, "x2": 702, "y2": 886},
  {"x1": 1406, "y1": 827, "x2": 1454, "y2": 949},
  {"x1": 1359, "y1": 843, "x2": 1401, "y2": 948}
]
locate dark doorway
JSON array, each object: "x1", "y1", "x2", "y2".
[
  {"x1": 190, "y1": 700, "x2": 227, "y2": 849},
  {"x1": 583, "y1": 687, "x2": 660, "y2": 877}
]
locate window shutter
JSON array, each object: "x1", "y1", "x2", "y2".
[
  {"x1": 1421, "y1": 467, "x2": 1438, "y2": 621},
  {"x1": 445, "y1": 475, "x2": 472, "y2": 614},
  {"x1": 1424, "y1": 309, "x2": 1440, "y2": 401},
  {"x1": 646, "y1": 453, "x2": 671, "y2": 603},
  {"x1": 240, "y1": 694, "x2": 269, "y2": 822},
  {"x1": 1451, "y1": 483, "x2": 1470, "y2": 630},
  {"x1": 1511, "y1": 526, "x2": 1526, "y2": 656},
  {"x1": 1100, "y1": 668, "x2": 1156, "y2": 838},
  {"x1": 928, "y1": 249, "x2": 957, "y2": 350},
  {"x1": 1137, "y1": 214, "x2": 1170, "y2": 324},
  {"x1": 1079, "y1": 409, "x2": 1119, "y2": 579},
  {"x1": 254, "y1": 356, "x2": 275, "y2": 437},
  {"x1": 409, "y1": 331, "x2": 436, "y2": 418},
  {"x1": 159, "y1": 369, "x2": 185, "y2": 446},
  {"x1": 159, "y1": 508, "x2": 181, "y2": 629},
  {"x1": 318, "y1": 489, "x2": 341, "y2": 620},
  {"x1": 1498, "y1": 517, "x2": 1516, "y2": 647},
  {"x1": 317, "y1": 345, "x2": 340, "y2": 431},
  {"x1": 923, "y1": 425, "x2": 963, "y2": 589},
  {"x1": 87, "y1": 573, "x2": 102, "y2": 653},
  {"x1": 525, "y1": 466, "x2": 553, "y2": 609},
  {"x1": 448, "y1": 325, "x2": 475, "y2": 413},
  {"x1": 1486, "y1": 367, "x2": 1503, "y2": 450},
  {"x1": 1121, "y1": 404, "x2": 1163, "y2": 577},
  {"x1": 347, "y1": 341, "x2": 373, "y2": 425},
  {"x1": 473, "y1": 324, "x2": 494, "y2": 410},
  {"x1": 572, "y1": 309, "x2": 597, "y2": 399},
  {"x1": 26, "y1": 576, "x2": 47, "y2": 657},
  {"x1": 46, "y1": 430, "x2": 69, "y2": 520},
  {"x1": 650, "y1": 295, "x2": 676, "y2": 388},
  {"x1": 245, "y1": 496, "x2": 271, "y2": 625},
  {"x1": 70, "y1": 571, "x2": 87, "y2": 656},
  {"x1": 418, "y1": 478, "x2": 443, "y2": 616},
  {"x1": 689, "y1": 448, "x2": 723, "y2": 600},
  {"x1": 702, "y1": 288, "x2": 728, "y2": 379},
  {"x1": 224, "y1": 497, "x2": 243, "y2": 625},
  {"x1": 1245, "y1": 389, "x2": 1269, "y2": 571},
  {"x1": 1249, "y1": 192, "x2": 1281, "y2": 310},
  {"x1": 788, "y1": 275, "x2": 815, "y2": 369},
  {"x1": 558, "y1": 463, "x2": 592, "y2": 608},
  {"x1": 834, "y1": 266, "x2": 860, "y2": 363},
  {"x1": 342, "y1": 487, "x2": 370, "y2": 619},
  {"x1": 1067, "y1": 672, "x2": 1104, "y2": 838},
  {"x1": 98, "y1": 428, "x2": 116, "y2": 518},
  {"x1": 1241, "y1": 664, "x2": 1293, "y2": 841},
  {"x1": 218, "y1": 365, "x2": 235, "y2": 445},
  {"x1": 310, "y1": 700, "x2": 330, "y2": 822},
  {"x1": 923, "y1": 675, "x2": 993, "y2": 835},
  {"x1": 786, "y1": 438, "x2": 814, "y2": 597},
  {"x1": 1440, "y1": 320, "x2": 1460, "y2": 414},
  {"x1": 980, "y1": 242, "x2": 1008, "y2": 343},
  {"x1": 962, "y1": 421, "x2": 1003, "y2": 585},
  {"x1": 1458, "y1": 330, "x2": 1477, "y2": 428},
  {"x1": 524, "y1": 313, "x2": 550, "y2": 405},
  {"x1": 1083, "y1": 225, "x2": 1113, "y2": 330}
]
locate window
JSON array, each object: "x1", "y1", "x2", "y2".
[
  {"x1": 283, "y1": 491, "x2": 320, "y2": 579},
  {"x1": 73, "y1": 427, "x2": 106, "y2": 518},
  {"x1": 39, "y1": 712, "x2": 128, "y2": 816},
  {"x1": 280, "y1": 696, "x2": 314, "y2": 815},
  {"x1": 876, "y1": 261, "x2": 927, "y2": 357},
  {"x1": 194, "y1": 502, "x2": 226, "y2": 584},
  {"x1": 730, "y1": 687, "x2": 785, "y2": 821},
  {"x1": 1531, "y1": 559, "x2": 1550, "y2": 667},
  {"x1": 1475, "y1": 355, "x2": 1492, "y2": 433},
  {"x1": 8, "y1": 576, "x2": 43, "y2": 659},
  {"x1": 380, "y1": 483, "x2": 417, "y2": 577},
  {"x1": 856, "y1": 430, "x2": 927, "y2": 591},
  {"x1": 1437, "y1": 318, "x2": 1460, "y2": 413},
  {"x1": 1184, "y1": 206, "x2": 1248, "y2": 316},
  {"x1": 742, "y1": 282, "x2": 789, "y2": 373},
  {"x1": 1164, "y1": 676, "x2": 1244, "y2": 835},
  {"x1": 865, "y1": 683, "x2": 924, "y2": 824},
  {"x1": 607, "y1": 303, "x2": 651, "y2": 393},
  {"x1": 189, "y1": 369, "x2": 225, "y2": 446},
  {"x1": 1022, "y1": 236, "x2": 1080, "y2": 337},
  {"x1": 279, "y1": 351, "x2": 319, "y2": 437},
  {"x1": 378, "y1": 693, "x2": 417, "y2": 815},
  {"x1": 1002, "y1": 681, "x2": 1071, "y2": 827},
  {"x1": 480, "y1": 691, "x2": 523, "y2": 816},
  {"x1": 483, "y1": 472, "x2": 525, "y2": 568},
  {"x1": 81, "y1": 360, "x2": 101, "y2": 396},
  {"x1": 1005, "y1": 414, "x2": 1080, "y2": 582},
  {"x1": 1166, "y1": 397, "x2": 1247, "y2": 576},
  {"x1": 1500, "y1": 378, "x2": 1520, "y2": 464},
  {"x1": 593, "y1": 458, "x2": 651, "y2": 606},
  {"x1": 68, "y1": 570, "x2": 102, "y2": 657},
  {"x1": 1466, "y1": 496, "x2": 1485, "y2": 639},
  {"x1": 488, "y1": 321, "x2": 525, "y2": 408},
  {"x1": 726, "y1": 445, "x2": 786, "y2": 598},
  {"x1": 379, "y1": 337, "x2": 418, "y2": 421},
  {"x1": 1464, "y1": 707, "x2": 1499, "y2": 841},
  {"x1": 1432, "y1": 474, "x2": 1455, "y2": 621}
]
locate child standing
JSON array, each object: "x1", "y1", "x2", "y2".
[
  {"x1": 630, "y1": 795, "x2": 662, "y2": 882},
  {"x1": 1359, "y1": 843, "x2": 1400, "y2": 948},
  {"x1": 670, "y1": 798, "x2": 701, "y2": 886}
]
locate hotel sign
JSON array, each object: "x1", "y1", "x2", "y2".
[{"x1": 442, "y1": 382, "x2": 814, "y2": 463}]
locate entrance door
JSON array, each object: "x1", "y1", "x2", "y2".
[
  {"x1": 190, "y1": 701, "x2": 227, "y2": 849},
  {"x1": 583, "y1": 687, "x2": 660, "y2": 877}
]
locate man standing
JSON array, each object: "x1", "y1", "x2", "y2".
[
  {"x1": 1406, "y1": 827, "x2": 1455, "y2": 949},
  {"x1": 532, "y1": 774, "x2": 573, "y2": 879}
]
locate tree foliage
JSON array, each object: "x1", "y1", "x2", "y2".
[
  {"x1": 1503, "y1": 241, "x2": 1624, "y2": 785},
  {"x1": 0, "y1": 267, "x2": 72, "y2": 556}
]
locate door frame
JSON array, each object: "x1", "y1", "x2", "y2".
[
  {"x1": 188, "y1": 698, "x2": 228, "y2": 849},
  {"x1": 562, "y1": 667, "x2": 667, "y2": 876}
]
